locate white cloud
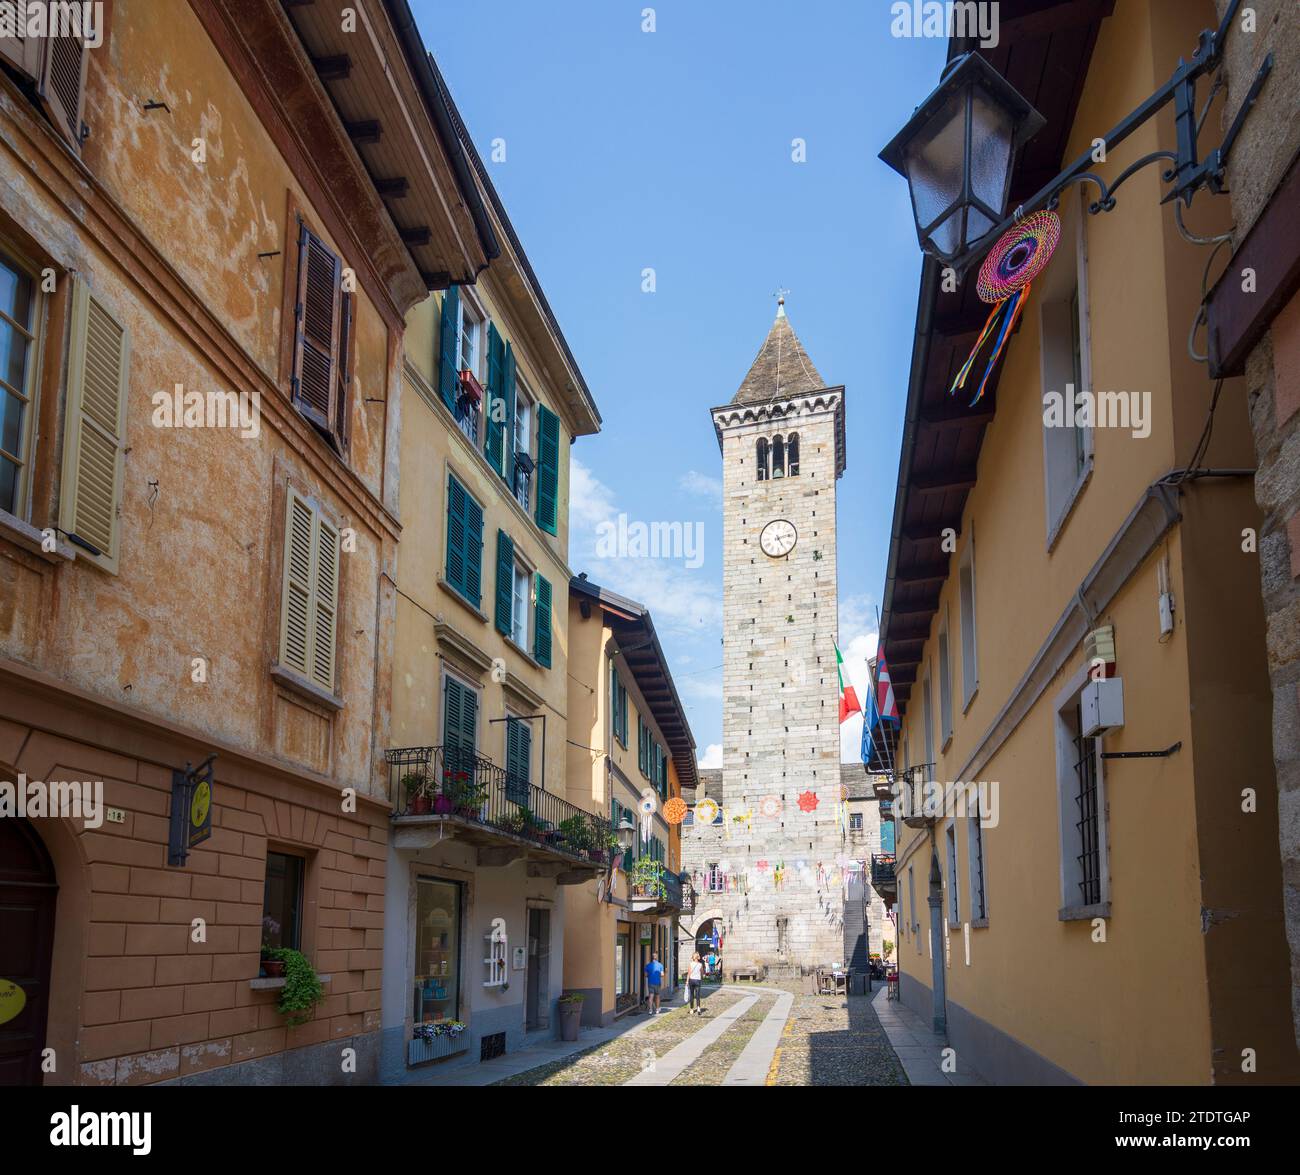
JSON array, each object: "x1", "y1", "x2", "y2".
[
  {"x1": 679, "y1": 470, "x2": 722, "y2": 502},
  {"x1": 699, "y1": 743, "x2": 723, "y2": 769},
  {"x1": 569, "y1": 458, "x2": 619, "y2": 543}
]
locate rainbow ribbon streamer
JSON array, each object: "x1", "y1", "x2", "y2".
[{"x1": 949, "y1": 283, "x2": 1032, "y2": 406}]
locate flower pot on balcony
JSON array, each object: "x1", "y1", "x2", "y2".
[
  {"x1": 409, "y1": 794, "x2": 431, "y2": 816},
  {"x1": 433, "y1": 794, "x2": 454, "y2": 816}
]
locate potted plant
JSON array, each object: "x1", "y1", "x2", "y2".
[
  {"x1": 264, "y1": 947, "x2": 325, "y2": 1027},
  {"x1": 260, "y1": 944, "x2": 285, "y2": 978},
  {"x1": 558, "y1": 992, "x2": 584, "y2": 1042},
  {"x1": 433, "y1": 790, "x2": 455, "y2": 816},
  {"x1": 452, "y1": 778, "x2": 487, "y2": 820},
  {"x1": 557, "y1": 815, "x2": 592, "y2": 855},
  {"x1": 402, "y1": 772, "x2": 431, "y2": 816}
]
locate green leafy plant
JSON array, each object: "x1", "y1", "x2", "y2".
[
  {"x1": 558, "y1": 991, "x2": 585, "y2": 1005},
  {"x1": 557, "y1": 814, "x2": 594, "y2": 852},
  {"x1": 630, "y1": 856, "x2": 666, "y2": 899},
  {"x1": 265, "y1": 948, "x2": 324, "y2": 1027}
]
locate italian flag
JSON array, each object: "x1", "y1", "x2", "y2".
[{"x1": 835, "y1": 643, "x2": 862, "y2": 723}]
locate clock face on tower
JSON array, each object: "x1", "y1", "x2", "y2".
[{"x1": 759, "y1": 519, "x2": 797, "y2": 558}]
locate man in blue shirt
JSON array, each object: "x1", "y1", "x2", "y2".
[{"x1": 643, "y1": 952, "x2": 665, "y2": 1014}]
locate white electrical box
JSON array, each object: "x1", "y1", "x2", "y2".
[{"x1": 1081, "y1": 677, "x2": 1124, "y2": 737}]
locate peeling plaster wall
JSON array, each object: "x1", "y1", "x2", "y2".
[{"x1": 0, "y1": 0, "x2": 398, "y2": 799}]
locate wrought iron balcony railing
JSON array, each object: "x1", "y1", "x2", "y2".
[
  {"x1": 385, "y1": 745, "x2": 612, "y2": 866},
  {"x1": 871, "y1": 853, "x2": 897, "y2": 889},
  {"x1": 628, "y1": 860, "x2": 683, "y2": 912}
]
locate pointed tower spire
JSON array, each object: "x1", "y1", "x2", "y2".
[{"x1": 732, "y1": 297, "x2": 826, "y2": 405}]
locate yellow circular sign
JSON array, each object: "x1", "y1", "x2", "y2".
[
  {"x1": 190, "y1": 779, "x2": 211, "y2": 828},
  {"x1": 0, "y1": 979, "x2": 27, "y2": 1027}
]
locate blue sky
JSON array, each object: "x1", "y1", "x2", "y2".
[{"x1": 416, "y1": 1, "x2": 946, "y2": 763}]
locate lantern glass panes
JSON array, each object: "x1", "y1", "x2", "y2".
[{"x1": 881, "y1": 52, "x2": 1044, "y2": 267}]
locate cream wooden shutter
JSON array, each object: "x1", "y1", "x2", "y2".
[
  {"x1": 38, "y1": 35, "x2": 88, "y2": 147},
  {"x1": 0, "y1": 32, "x2": 42, "y2": 79},
  {"x1": 59, "y1": 279, "x2": 128, "y2": 573},
  {"x1": 280, "y1": 489, "x2": 315, "y2": 678},
  {"x1": 312, "y1": 513, "x2": 339, "y2": 691},
  {"x1": 278, "y1": 487, "x2": 339, "y2": 695}
]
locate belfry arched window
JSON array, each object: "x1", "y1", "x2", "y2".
[
  {"x1": 787, "y1": 433, "x2": 800, "y2": 477},
  {"x1": 772, "y1": 435, "x2": 785, "y2": 478},
  {"x1": 756, "y1": 437, "x2": 769, "y2": 481}
]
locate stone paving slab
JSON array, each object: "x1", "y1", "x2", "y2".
[
  {"x1": 624, "y1": 989, "x2": 760, "y2": 1085},
  {"x1": 723, "y1": 989, "x2": 794, "y2": 1086},
  {"x1": 871, "y1": 985, "x2": 988, "y2": 1086}
]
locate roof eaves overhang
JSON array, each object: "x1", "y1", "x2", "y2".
[
  {"x1": 427, "y1": 55, "x2": 602, "y2": 438},
  {"x1": 265, "y1": 0, "x2": 495, "y2": 311}
]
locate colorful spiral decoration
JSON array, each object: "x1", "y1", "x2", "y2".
[
  {"x1": 694, "y1": 798, "x2": 719, "y2": 825},
  {"x1": 951, "y1": 209, "x2": 1061, "y2": 405},
  {"x1": 663, "y1": 797, "x2": 688, "y2": 824}
]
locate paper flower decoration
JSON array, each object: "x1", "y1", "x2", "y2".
[
  {"x1": 951, "y1": 209, "x2": 1061, "y2": 405},
  {"x1": 758, "y1": 795, "x2": 782, "y2": 819},
  {"x1": 694, "y1": 798, "x2": 719, "y2": 825},
  {"x1": 797, "y1": 790, "x2": 819, "y2": 813},
  {"x1": 755, "y1": 859, "x2": 769, "y2": 872},
  {"x1": 663, "y1": 797, "x2": 688, "y2": 824}
]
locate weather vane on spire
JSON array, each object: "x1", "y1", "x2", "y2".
[{"x1": 774, "y1": 286, "x2": 789, "y2": 317}]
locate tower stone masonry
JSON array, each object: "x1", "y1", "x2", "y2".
[{"x1": 684, "y1": 300, "x2": 849, "y2": 973}]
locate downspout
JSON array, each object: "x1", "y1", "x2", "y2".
[{"x1": 879, "y1": 257, "x2": 942, "y2": 674}]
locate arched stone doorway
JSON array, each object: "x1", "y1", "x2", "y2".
[{"x1": 0, "y1": 817, "x2": 57, "y2": 1085}]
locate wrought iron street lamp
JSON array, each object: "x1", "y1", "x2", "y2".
[
  {"x1": 879, "y1": 50, "x2": 1044, "y2": 266},
  {"x1": 881, "y1": 0, "x2": 1273, "y2": 275}
]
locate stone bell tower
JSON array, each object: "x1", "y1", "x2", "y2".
[{"x1": 690, "y1": 296, "x2": 847, "y2": 973}]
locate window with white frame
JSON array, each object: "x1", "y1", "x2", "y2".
[
  {"x1": 938, "y1": 608, "x2": 953, "y2": 747},
  {"x1": 967, "y1": 814, "x2": 987, "y2": 923},
  {"x1": 1054, "y1": 677, "x2": 1108, "y2": 914},
  {"x1": 1040, "y1": 196, "x2": 1093, "y2": 544},
  {"x1": 454, "y1": 297, "x2": 483, "y2": 445},
  {"x1": 0, "y1": 246, "x2": 41, "y2": 519},
  {"x1": 945, "y1": 822, "x2": 959, "y2": 925},
  {"x1": 958, "y1": 531, "x2": 978, "y2": 707},
  {"x1": 510, "y1": 559, "x2": 531, "y2": 649},
  {"x1": 513, "y1": 377, "x2": 534, "y2": 511}
]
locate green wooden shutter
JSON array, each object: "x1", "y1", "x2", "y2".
[
  {"x1": 437, "y1": 285, "x2": 460, "y2": 411},
  {"x1": 444, "y1": 676, "x2": 478, "y2": 759},
  {"x1": 464, "y1": 492, "x2": 484, "y2": 607},
  {"x1": 637, "y1": 718, "x2": 645, "y2": 775},
  {"x1": 494, "y1": 529, "x2": 514, "y2": 635},
  {"x1": 507, "y1": 719, "x2": 532, "y2": 788},
  {"x1": 485, "y1": 323, "x2": 505, "y2": 472},
  {"x1": 610, "y1": 667, "x2": 619, "y2": 744},
  {"x1": 503, "y1": 342, "x2": 517, "y2": 481},
  {"x1": 533, "y1": 573, "x2": 552, "y2": 668},
  {"x1": 446, "y1": 475, "x2": 467, "y2": 595},
  {"x1": 535, "y1": 403, "x2": 559, "y2": 534}
]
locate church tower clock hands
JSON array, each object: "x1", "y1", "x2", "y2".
[{"x1": 687, "y1": 294, "x2": 848, "y2": 974}]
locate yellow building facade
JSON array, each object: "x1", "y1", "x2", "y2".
[
  {"x1": 379, "y1": 78, "x2": 606, "y2": 1074},
  {"x1": 563, "y1": 577, "x2": 698, "y2": 1025},
  {"x1": 877, "y1": 0, "x2": 1300, "y2": 1085}
]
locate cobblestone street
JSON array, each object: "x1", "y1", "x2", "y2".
[{"x1": 494, "y1": 982, "x2": 907, "y2": 1087}]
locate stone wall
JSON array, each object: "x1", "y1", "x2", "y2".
[
  {"x1": 1215, "y1": 0, "x2": 1300, "y2": 1047},
  {"x1": 682, "y1": 393, "x2": 847, "y2": 970}
]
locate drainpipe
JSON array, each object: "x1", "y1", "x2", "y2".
[{"x1": 928, "y1": 839, "x2": 946, "y2": 1035}]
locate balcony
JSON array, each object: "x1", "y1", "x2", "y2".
[
  {"x1": 627, "y1": 859, "x2": 684, "y2": 915},
  {"x1": 385, "y1": 745, "x2": 612, "y2": 880},
  {"x1": 871, "y1": 854, "x2": 897, "y2": 892}
]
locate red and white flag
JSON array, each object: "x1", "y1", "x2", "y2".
[{"x1": 835, "y1": 643, "x2": 862, "y2": 723}]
